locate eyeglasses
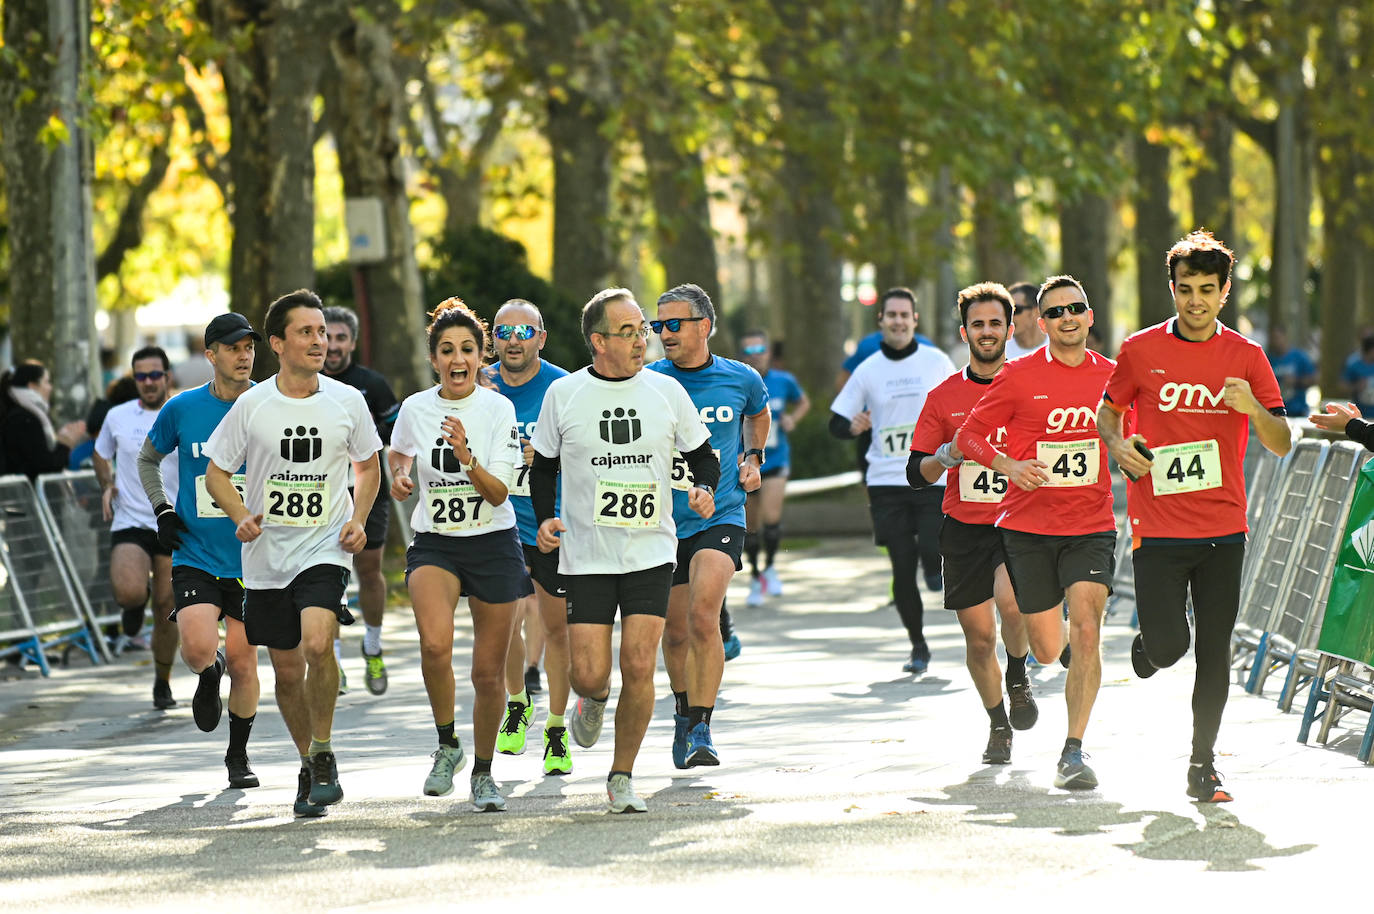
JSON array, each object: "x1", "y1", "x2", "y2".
[
  {"x1": 134, "y1": 371, "x2": 166, "y2": 382},
  {"x1": 742, "y1": 344, "x2": 768, "y2": 356},
  {"x1": 1041, "y1": 301, "x2": 1089, "y2": 320},
  {"x1": 650, "y1": 317, "x2": 707, "y2": 334},
  {"x1": 494, "y1": 324, "x2": 538, "y2": 341},
  {"x1": 597, "y1": 326, "x2": 651, "y2": 341}
]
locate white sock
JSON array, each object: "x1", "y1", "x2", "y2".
[
  {"x1": 333, "y1": 638, "x2": 343, "y2": 663},
  {"x1": 363, "y1": 624, "x2": 382, "y2": 655}
]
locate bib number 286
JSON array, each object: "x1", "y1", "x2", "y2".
[{"x1": 595, "y1": 479, "x2": 659, "y2": 528}]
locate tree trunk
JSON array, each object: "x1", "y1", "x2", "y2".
[
  {"x1": 324, "y1": 16, "x2": 429, "y2": 396},
  {"x1": 1319, "y1": 163, "x2": 1359, "y2": 399},
  {"x1": 929, "y1": 167, "x2": 957, "y2": 347},
  {"x1": 973, "y1": 180, "x2": 1024, "y2": 290},
  {"x1": 870, "y1": 152, "x2": 912, "y2": 294},
  {"x1": 546, "y1": 89, "x2": 615, "y2": 302},
  {"x1": 1269, "y1": 66, "x2": 1307, "y2": 340},
  {"x1": 1134, "y1": 134, "x2": 1176, "y2": 329},
  {"x1": 1190, "y1": 111, "x2": 1234, "y2": 244},
  {"x1": 1058, "y1": 190, "x2": 1113, "y2": 347},
  {"x1": 640, "y1": 128, "x2": 722, "y2": 321}
]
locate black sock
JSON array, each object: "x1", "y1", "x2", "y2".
[
  {"x1": 763, "y1": 523, "x2": 781, "y2": 567},
  {"x1": 472, "y1": 757, "x2": 492, "y2": 777},
  {"x1": 1064, "y1": 737, "x2": 1083, "y2": 755},
  {"x1": 608, "y1": 769, "x2": 632, "y2": 782},
  {"x1": 1005, "y1": 652, "x2": 1028, "y2": 685},
  {"x1": 674, "y1": 690, "x2": 689, "y2": 718},
  {"x1": 719, "y1": 604, "x2": 735, "y2": 639},
  {"x1": 688, "y1": 705, "x2": 712, "y2": 728},
  {"x1": 744, "y1": 531, "x2": 760, "y2": 577},
  {"x1": 986, "y1": 701, "x2": 1010, "y2": 731},
  {"x1": 227, "y1": 712, "x2": 255, "y2": 756},
  {"x1": 1189, "y1": 753, "x2": 1212, "y2": 767},
  {"x1": 436, "y1": 721, "x2": 460, "y2": 749}
]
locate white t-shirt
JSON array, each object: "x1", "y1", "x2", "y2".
[
  {"x1": 95, "y1": 399, "x2": 178, "y2": 532},
  {"x1": 1004, "y1": 337, "x2": 1043, "y2": 361},
  {"x1": 390, "y1": 385, "x2": 520, "y2": 537},
  {"x1": 531, "y1": 368, "x2": 709, "y2": 575},
  {"x1": 203, "y1": 374, "x2": 383, "y2": 589},
  {"x1": 831, "y1": 343, "x2": 956, "y2": 488}
]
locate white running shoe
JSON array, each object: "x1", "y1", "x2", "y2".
[
  {"x1": 569, "y1": 695, "x2": 606, "y2": 748},
  {"x1": 607, "y1": 773, "x2": 647, "y2": 813},
  {"x1": 423, "y1": 744, "x2": 465, "y2": 797},
  {"x1": 470, "y1": 772, "x2": 506, "y2": 812},
  {"x1": 746, "y1": 575, "x2": 764, "y2": 607},
  {"x1": 763, "y1": 566, "x2": 784, "y2": 597}
]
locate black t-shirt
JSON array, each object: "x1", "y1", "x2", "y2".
[{"x1": 326, "y1": 362, "x2": 400, "y2": 445}]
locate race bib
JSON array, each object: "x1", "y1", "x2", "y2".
[
  {"x1": 958, "y1": 461, "x2": 1008, "y2": 503},
  {"x1": 1149, "y1": 439, "x2": 1223, "y2": 496},
  {"x1": 594, "y1": 479, "x2": 660, "y2": 528},
  {"x1": 264, "y1": 477, "x2": 329, "y2": 527},
  {"x1": 670, "y1": 448, "x2": 721, "y2": 492},
  {"x1": 428, "y1": 482, "x2": 491, "y2": 533},
  {"x1": 877, "y1": 424, "x2": 915, "y2": 459},
  {"x1": 195, "y1": 473, "x2": 246, "y2": 518},
  {"x1": 1037, "y1": 439, "x2": 1100, "y2": 487},
  {"x1": 509, "y1": 462, "x2": 531, "y2": 497}
]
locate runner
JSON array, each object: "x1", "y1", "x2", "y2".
[
  {"x1": 956, "y1": 275, "x2": 1116, "y2": 790},
  {"x1": 1098, "y1": 230, "x2": 1290, "y2": 802},
  {"x1": 139, "y1": 313, "x2": 263, "y2": 788},
  {"x1": 204, "y1": 289, "x2": 382, "y2": 818},
  {"x1": 739, "y1": 329, "x2": 810, "y2": 609},
  {"x1": 830, "y1": 291, "x2": 955, "y2": 673},
  {"x1": 485, "y1": 298, "x2": 575, "y2": 776},
  {"x1": 530, "y1": 288, "x2": 718, "y2": 812},
  {"x1": 1003, "y1": 282, "x2": 1046, "y2": 359},
  {"x1": 93, "y1": 346, "x2": 181, "y2": 708},
  {"x1": 908, "y1": 282, "x2": 1034, "y2": 765},
  {"x1": 390, "y1": 299, "x2": 527, "y2": 811},
  {"x1": 322, "y1": 305, "x2": 401, "y2": 696},
  {"x1": 649, "y1": 283, "x2": 769, "y2": 769}
]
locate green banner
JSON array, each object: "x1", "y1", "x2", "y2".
[{"x1": 1318, "y1": 455, "x2": 1374, "y2": 666}]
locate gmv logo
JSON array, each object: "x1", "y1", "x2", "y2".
[
  {"x1": 1159, "y1": 382, "x2": 1224, "y2": 412},
  {"x1": 699, "y1": 405, "x2": 734, "y2": 424},
  {"x1": 432, "y1": 438, "x2": 462, "y2": 473},
  {"x1": 599, "y1": 408, "x2": 641, "y2": 444},
  {"x1": 1045, "y1": 407, "x2": 1096, "y2": 435},
  {"x1": 280, "y1": 426, "x2": 322, "y2": 463}
]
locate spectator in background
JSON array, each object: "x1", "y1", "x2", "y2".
[
  {"x1": 1003, "y1": 282, "x2": 1046, "y2": 359},
  {"x1": 172, "y1": 331, "x2": 215, "y2": 390},
  {"x1": 1, "y1": 360, "x2": 87, "y2": 480},
  {"x1": 1268, "y1": 326, "x2": 1317, "y2": 418},
  {"x1": 1343, "y1": 333, "x2": 1374, "y2": 418}
]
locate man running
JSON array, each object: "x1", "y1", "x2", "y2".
[
  {"x1": 530, "y1": 288, "x2": 718, "y2": 813},
  {"x1": 649, "y1": 283, "x2": 769, "y2": 769},
  {"x1": 739, "y1": 329, "x2": 810, "y2": 608},
  {"x1": 830, "y1": 290, "x2": 955, "y2": 673},
  {"x1": 956, "y1": 275, "x2": 1116, "y2": 790},
  {"x1": 322, "y1": 305, "x2": 400, "y2": 695},
  {"x1": 205, "y1": 289, "x2": 382, "y2": 817},
  {"x1": 487, "y1": 298, "x2": 575, "y2": 775},
  {"x1": 1098, "y1": 230, "x2": 1290, "y2": 802},
  {"x1": 93, "y1": 346, "x2": 180, "y2": 708},
  {"x1": 909, "y1": 283, "x2": 1034, "y2": 765},
  {"x1": 139, "y1": 313, "x2": 263, "y2": 788}
]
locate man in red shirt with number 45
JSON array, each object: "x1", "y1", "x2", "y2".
[{"x1": 1098, "y1": 230, "x2": 1290, "y2": 804}]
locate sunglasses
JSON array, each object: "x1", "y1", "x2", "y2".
[
  {"x1": 742, "y1": 344, "x2": 768, "y2": 356},
  {"x1": 650, "y1": 317, "x2": 707, "y2": 334},
  {"x1": 494, "y1": 324, "x2": 538, "y2": 341},
  {"x1": 1041, "y1": 301, "x2": 1089, "y2": 320},
  {"x1": 134, "y1": 370, "x2": 166, "y2": 382}
]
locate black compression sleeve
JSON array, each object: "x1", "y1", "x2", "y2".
[
  {"x1": 829, "y1": 411, "x2": 856, "y2": 440},
  {"x1": 1346, "y1": 418, "x2": 1374, "y2": 450},
  {"x1": 531, "y1": 451, "x2": 559, "y2": 524},
  {"x1": 908, "y1": 451, "x2": 936, "y2": 489},
  {"x1": 682, "y1": 440, "x2": 720, "y2": 490}
]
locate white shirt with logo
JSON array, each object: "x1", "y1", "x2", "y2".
[
  {"x1": 390, "y1": 385, "x2": 520, "y2": 537},
  {"x1": 95, "y1": 399, "x2": 178, "y2": 532},
  {"x1": 203, "y1": 374, "x2": 382, "y2": 589},
  {"x1": 531, "y1": 367, "x2": 710, "y2": 575}
]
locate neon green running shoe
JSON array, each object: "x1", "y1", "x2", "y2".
[
  {"x1": 495, "y1": 698, "x2": 531, "y2": 755},
  {"x1": 542, "y1": 725, "x2": 572, "y2": 775}
]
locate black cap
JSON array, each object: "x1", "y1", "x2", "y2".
[{"x1": 204, "y1": 312, "x2": 262, "y2": 348}]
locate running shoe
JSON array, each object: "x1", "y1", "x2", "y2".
[
  {"x1": 336, "y1": 661, "x2": 348, "y2": 696},
  {"x1": 1054, "y1": 746, "x2": 1098, "y2": 790},
  {"x1": 424, "y1": 744, "x2": 465, "y2": 797},
  {"x1": 685, "y1": 721, "x2": 720, "y2": 767},
  {"x1": 1007, "y1": 678, "x2": 1039, "y2": 730},
  {"x1": 192, "y1": 649, "x2": 225, "y2": 732},
  {"x1": 525, "y1": 664, "x2": 543, "y2": 695},
  {"x1": 924, "y1": 572, "x2": 943, "y2": 592},
  {"x1": 723, "y1": 633, "x2": 742, "y2": 661},
  {"x1": 1059, "y1": 643, "x2": 1072, "y2": 668},
  {"x1": 294, "y1": 765, "x2": 328, "y2": 818},
  {"x1": 672, "y1": 713, "x2": 690, "y2": 770},
  {"x1": 153, "y1": 678, "x2": 177, "y2": 710},
  {"x1": 763, "y1": 566, "x2": 784, "y2": 597},
  {"x1": 470, "y1": 772, "x2": 507, "y2": 812},
  {"x1": 902, "y1": 641, "x2": 931, "y2": 675},
  {"x1": 982, "y1": 727, "x2": 1012, "y2": 765},
  {"x1": 568, "y1": 695, "x2": 606, "y2": 748},
  {"x1": 607, "y1": 773, "x2": 647, "y2": 813},
  {"x1": 543, "y1": 725, "x2": 572, "y2": 775},
  {"x1": 1130, "y1": 633, "x2": 1157, "y2": 679},
  {"x1": 496, "y1": 698, "x2": 532, "y2": 755},
  {"x1": 1186, "y1": 762, "x2": 1234, "y2": 803},
  {"x1": 746, "y1": 575, "x2": 764, "y2": 607},
  {"x1": 308, "y1": 751, "x2": 343, "y2": 806},
  {"x1": 225, "y1": 753, "x2": 260, "y2": 789},
  {"x1": 362, "y1": 647, "x2": 388, "y2": 695}
]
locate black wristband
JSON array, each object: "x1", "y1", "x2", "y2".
[{"x1": 743, "y1": 447, "x2": 765, "y2": 466}]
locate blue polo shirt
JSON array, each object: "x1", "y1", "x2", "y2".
[
  {"x1": 760, "y1": 368, "x2": 805, "y2": 472},
  {"x1": 490, "y1": 360, "x2": 568, "y2": 546}
]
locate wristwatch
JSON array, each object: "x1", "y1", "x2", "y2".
[
  {"x1": 743, "y1": 447, "x2": 766, "y2": 466},
  {"x1": 460, "y1": 453, "x2": 479, "y2": 472},
  {"x1": 696, "y1": 483, "x2": 714, "y2": 496}
]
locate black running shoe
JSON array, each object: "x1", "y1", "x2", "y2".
[
  {"x1": 226, "y1": 753, "x2": 260, "y2": 789},
  {"x1": 1007, "y1": 679, "x2": 1039, "y2": 730},
  {"x1": 1131, "y1": 633, "x2": 1157, "y2": 679},
  {"x1": 524, "y1": 664, "x2": 542, "y2": 695},
  {"x1": 902, "y1": 641, "x2": 931, "y2": 674},
  {"x1": 982, "y1": 727, "x2": 1012, "y2": 765},
  {"x1": 294, "y1": 765, "x2": 327, "y2": 818},
  {"x1": 1186, "y1": 762, "x2": 1233, "y2": 802},
  {"x1": 1059, "y1": 643, "x2": 1072, "y2": 669},
  {"x1": 193, "y1": 649, "x2": 225, "y2": 732},
  {"x1": 153, "y1": 678, "x2": 177, "y2": 710},
  {"x1": 308, "y1": 751, "x2": 343, "y2": 806}
]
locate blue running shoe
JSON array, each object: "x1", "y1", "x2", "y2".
[
  {"x1": 1054, "y1": 746, "x2": 1098, "y2": 790},
  {"x1": 685, "y1": 721, "x2": 720, "y2": 767},
  {"x1": 723, "y1": 633, "x2": 742, "y2": 661},
  {"x1": 672, "y1": 713, "x2": 690, "y2": 769},
  {"x1": 902, "y1": 641, "x2": 930, "y2": 675}
]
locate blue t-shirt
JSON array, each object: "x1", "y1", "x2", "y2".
[
  {"x1": 1268, "y1": 348, "x2": 1316, "y2": 417},
  {"x1": 842, "y1": 331, "x2": 938, "y2": 374},
  {"x1": 490, "y1": 360, "x2": 568, "y2": 546},
  {"x1": 1345, "y1": 353, "x2": 1374, "y2": 417},
  {"x1": 760, "y1": 368, "x2": 805, "y2": 471},
  {"x1": 146, "y1": 383, "x2": 250, "y2": 578},
  {"x1": 648, "y1": 355, "x2": 768, "y2": 538}
]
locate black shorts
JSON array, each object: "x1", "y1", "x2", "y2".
[
  {"x1": 111, "y1": 527, "x2": 172, "y2": 559},
  {"x1": 672, "y1": 524, "x2": 745, "y2": 586},
  {"x1": 523, "y1": 542, "x2": 567, "y2": 599},
  {"x1": 405, "y1": 528, "x2": 534, "y2": 604},
  {"x1": 1000, "y1": 529, "x2": 1116, "y2": 615},
  {"x1": 867, "y1": 485, "x2": 944, "y2": 547},
  {"x1": 940, "y1": 517, "x2": 1006, "y2": 611},
  {"x1": 565, "y1": 564, "x2": 674, "y2": 625},
  {"x1": 170, "y1": 565, "x2": 245, "y2": 622},
  {"x1": 244, "y1": 564, "x2": 354, "y2": 650},
  {"x1": 350, "y1": 482, "x2": 391, "y2": 551},
  {"x1": 759, "y1": 465, "x2": 789, "y2": 480}
]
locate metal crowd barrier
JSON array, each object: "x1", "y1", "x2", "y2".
[
  {"x1": 32, "y1": 470, "x2": 120, "y2": 663},
  {"x1": 1298, "y1": 654, "x2": 1374, "y2": 764}
]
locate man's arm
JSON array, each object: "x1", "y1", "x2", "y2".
[
  {"x1": 1223, "y1": 376, "x2": 1292, "y2": 457},
  {"x1": 1096, "y1": 401, "x2": 1153, "y2": 479},
  {"x1": 137, "y1": 438, "x2": 171, "y2": 510}
]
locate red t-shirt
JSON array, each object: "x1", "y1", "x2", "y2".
[
  {"x1": 958, "y1": 347, "x2": 1118, "y2": 536},
  {"x1": 911, "y1": 366, "x2": 1008, "y2": 525},
  {"x1": 1101, "y1": 319, "x2": 1283, "y2": 539}
]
